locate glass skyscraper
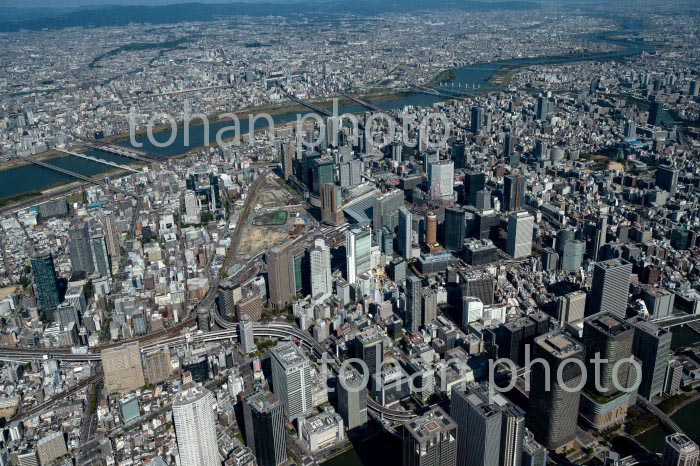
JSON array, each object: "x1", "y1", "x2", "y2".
[{"x1": 31, "y1": 252, "x2": 61, "y2": 321}]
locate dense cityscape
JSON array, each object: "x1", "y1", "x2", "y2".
[{"x1": 0, "y1": 0, "x2": 700, "y2": 466}]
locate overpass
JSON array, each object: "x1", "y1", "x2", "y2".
[
  {"x1": 55, "y1": 148, "x2": 138, "y2": 173},
  {"x1": 653, "y1": 313, "x2": 700, "y2": 329},
  {"x1": 199, "y1": 318, "x2": 419, "y2": 424}
]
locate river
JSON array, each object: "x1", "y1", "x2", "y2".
[
  {"x1": 634, "y1": 325, "x2": 700, "y2": 453},
  {"x1": 1, "y1": 19, "x2": 654, "y2": 201}
]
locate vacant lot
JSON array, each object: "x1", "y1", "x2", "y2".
[{"x1": 253, "y1": 210, "x2": 288, "y2": 226}]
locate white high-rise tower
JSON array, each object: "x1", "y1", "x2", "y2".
[
  {"x1": 309, "y1": 237, "x2": 333, "y2": 299},
  {"x1": 506, "y1": 211, "x2": 534, "y2": 258},
  {"x1": 172, "y1": 386, "x2": 219, "y2": 466},
  {"x1": 345, "y1": 225, "x2": 372, "y2": 285},
  {"x1": 271, "y1": 341, "x2": 312, "y2": 420}
]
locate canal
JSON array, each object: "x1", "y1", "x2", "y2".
[{"x1": 634, "y1": 325, "x2": 700, "y2": 453}]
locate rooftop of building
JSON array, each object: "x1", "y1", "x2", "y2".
[
  {"x1": 596, "y1": 258, "x2": 631, "y2": 269},
  {"x1": 632, "y1": 318, "x2": 670, "y2": 338},
  {"x1": 173, "y1": 386, "x2": 211, "y2": 406},
  {"x1": 464, "y1": 238, "x2": 497, "y2": 250},
  {"x1": 405, "y1": 407, "x2": 456, "y2": 440},
  {"x1": 585, "y1": 312, "x2": 633, "y2": 336},
  {"x1": 536, "y1": 332, "x2": 584, "y2": 358},
  {"x1": 271, "y1": 341, "x2": 309, "y2": 367},
  {"x1": 666, "y1": 433, "x2": 699, "y2": 452},
  {"x1": 304, "y1": 409, "x2": 343, "y2": 433},
  {"x1": 245, "y1": 390, "x2": 281, "y2": 413}
]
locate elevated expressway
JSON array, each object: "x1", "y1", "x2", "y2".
[{"x1": 0, "y1": 321, "x2": 418, "y2": 424}]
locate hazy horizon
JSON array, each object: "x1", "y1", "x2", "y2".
[{"x1": 5, "y1": 0, "x2": 542, "y2": 8}]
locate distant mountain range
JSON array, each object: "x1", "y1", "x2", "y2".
[{"x1": 0, "y1": 0, "x2": 540, "y2": 31}]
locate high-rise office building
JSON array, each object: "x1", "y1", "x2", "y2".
[
  {"x1": 632, "y1": 318, "x2": 672, "y2": 400},
  {"x1": 406, "y1": 273, "x2": 423, "y2": 333},
  {"x1": 243, "y1": 390, "x2": 287, "y2": 466},
  {"x1": 346, "y1": 225, "x2": 372, "y2": 285},
  {"x1": 321, "y1": 183, "x2": 344, "y2": 226},
  {"x1": 100, "y1": 211, "x2": 121, "y2": 259},
  {"x1": 428, "y1": 160, "x2": 454, "y2": 201},
  {"x1": 426, "y1": 212, "x2": 438, "y2": 246},
  {"x1": 506, "y1": 211, "x2": 534, "y2": 258},
  {"x1": 373, "y1": 189, "x2": 404, "y2": 237},
  {"x1": 270, "y1": 341, "x2": 312, "y2": 420},
  {"x1": 290, "y1": 244, "x2": 309, "y2": 297},
  {"x1": 403, "y1": 407, "x2": 457, "y2": 466},
  {"x1": 464, "y1": 171, "x2": 486, "y2": 206},
  {"x1": 656, "y1": 166, "x2": 680, "y2": 196},
  {"x1": 527, "y1": 332, "x2": 585, "y2": 450},
  {"x1": 471, "y1": 106, "x2": 485, "y2": 134},
  {"x1": 281, "y1": 141, "x2": 294, "y2": 180},
  {"x1": 583, "y1": 312, "x2": 634, "y2": 396},
  {"x1": 309, "y1": 237, "x2": 333, "y2": 299},
  {"x1": 497, "y1": 312, "x2": 550, "y2": 366},
  {"x1": 424, "y1": 149, "x2": 440, "y2": 172},
  {"x1": 31, "y1": 252, "x2": 61, "y2": 320},
  {"x1": 57, "y1": 302, "x2": 79, "y2": 328},
  {"x1": 266, "y1": 246, "x2": 293, "y2": 310},
  {"x1": 474, "y1": 209, "x2": 499, "y2": 241},
  {"x1": 500, "y1": 401, "x2": 526, "y2": 466},
  {"x1": 382, "y1": 227, "x2": 395, "y2": 256},
  {"x1": 337, "y1": 366, "x2": 368, "y2": 430},
  {"x1": 173, "y1": 386, "x2": 219, "y2": 466},
  {"x1": 398, "y1": 206, "x2": 414, "y2": 259},
  {"x1": 312, "y1": 157, "x2": 335, "y2": 195},
  {"x1": 503, "y1": 175, "x2": 526, "y2": 211},
  {"x1": 356, "y1": 328, "x2": 384, "y2": 393},
  {"x1": 101, "y1": 342, "x2": 146, "y2": 394},
  {"x1": 239, "y1": 315, "x2": 256, "y2": 354},
  {"x1": 521, "y1": 430, "x2": 547, "y2": 466},
  {"x1": 536, "y1": 96, "x2": 552, "y2": 120},
  {"x1": 392, "y1": 140, "x2": 404, "y2": 162},
  {"x1": 504, "y1": 133, "x2": 517, "y2": 165},
  {"x1": 644, "y1": 288, "x2": 675, "y2": 320},
  {"x1": 561, "y1": 240, "x2": 585, "y2": 272},
  {"x1": 648, "y1": 100, "x2": 664, "y2": 126},
  {"x1": 557, "y1": 290, "x2": 586, "y2": 326},
  {"x1": 90, "y1": 235, "x2": 111, "y2": 277},
  {"x1": 349, "y1": 159, "x2": 363, "y2": 186},
  {"x1": 691, "y1": 81, "x2": 700, "y2": 97},
  {"x1": 589, "y1": 259, "x2": 633, "y2": 318},
  {"x1": 662, "y1": 434, "x2": 699, "y2": 466},
  {"x1": 444, "y1": 207, "x2": 466, "y2": 251},
  {"x1": 451, "y1": 141, "x2": 466, "y2": 169},
  {"x1": 422, "y1": 288, "x2": 438, "y2": 326},
  {"x1": 451, "y1": 384, "x2": 526, "y2": 466},
  {"x1": 590, "y1": 214, "x2": 608, "y2": 262},
  {"x1": 461, "y1": 271, "x2": 496, "y2": 306}
]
